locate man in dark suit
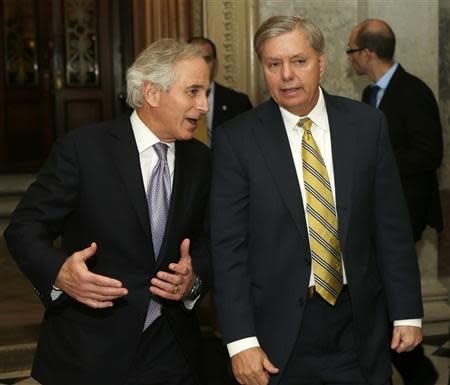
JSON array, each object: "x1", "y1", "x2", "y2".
[
  {"x1": 211, "y1": 15, "x2": 423, "y2": 385},
  {"x1": 188, "y1": 37, "x2": 253, "y2": 146},
  {"x1": 4, "y1": 39, "x2": 211, "y2": 385},
  {"x1": 348, "y1": 19, "x2": 442, "y2": 385}
]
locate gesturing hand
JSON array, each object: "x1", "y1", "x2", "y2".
[
  {"x1": 150, "y1": 238, "x2": 196, "y2": 301},
  {"x1": 55, "y1": 242, "x2": 128, "y2": 308}
]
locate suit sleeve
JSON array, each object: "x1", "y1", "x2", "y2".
[
  {"x1": 210, "y1": 127, "x2": 256, "y2": 343},
  {"x1": 184, "y1": 148, "x2": 213, "y2": 307},
  {"x1": 3, "y1": 134, "x2": 80, "y2": 306},
  {"x1": 189, "y1": 201, "x2": 212, "y2": 304},
  {"x1": 373, "y1": 114, "x2": 423, "y2": 320}
]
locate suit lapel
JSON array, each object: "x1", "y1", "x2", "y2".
[
  {"x1": 253, "y1": 100, "x2": 309, "y2": 249},
  {"x1": 324, "y1": 94, "x2": 357, "y2": 250},
  {"x1": 107, "y1": 117, "x2": 152, "y2": 244}
]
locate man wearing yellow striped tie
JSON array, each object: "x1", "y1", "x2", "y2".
[{"x1": 211, "y1": 15, "x2": 423, "y2": 385}]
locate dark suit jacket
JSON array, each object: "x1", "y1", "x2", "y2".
[
  {"x1": 4, "y1": 116, "x2": 211, "y2": 385},
  {"x1": 211, "y1": 82, "x2": 253, "y2": 144},
  {"x1": 211, "y1": 93, "x2": 423, "y2": 385},
  {"x1": 362, "y1": 65, "x2": 443, "y2": 240}
]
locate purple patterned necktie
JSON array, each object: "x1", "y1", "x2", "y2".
[{"x1": 144, "y1": 142, "x2": 171, "y2": 329}]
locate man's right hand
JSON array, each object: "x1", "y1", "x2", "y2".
[
  {"x1": 231, "y1": 346, "x2": 279, "y2": 385},
  {"x1": 55, "y1": 242, "x2": 128, "y2": 308}
]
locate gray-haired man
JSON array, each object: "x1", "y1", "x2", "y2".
[{"x1": 5, "y1": 39, "x2": 212, "y2": 385}]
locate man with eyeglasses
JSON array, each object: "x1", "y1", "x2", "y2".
[
  {"x1": 348, "y1": 18, "x2": 442, "y2": 385},
  {"x1": 188, "y1": 37, "x2": 253, "y2": 147}
]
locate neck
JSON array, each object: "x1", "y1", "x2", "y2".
[
  {"x1": 136, "y1": 108, "x2": 175, "y2": 143},
  {"x1": 368, "y1": 60, "x2": 395, "y2": 83}
]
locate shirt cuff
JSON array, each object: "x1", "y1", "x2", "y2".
[
  {"x1": 393, "y1": 319, "x2": 422, "y2": 328},
  {"x1": 227, "y1": 337, "x2": 260, "y2": 357},
  {"x1": 51, "y1": 285, "x2": 63, "y2": 301}
]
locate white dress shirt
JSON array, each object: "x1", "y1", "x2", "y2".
[
  {"x1": 226, "y1": 88, "x2": 420, "y2": 358},
  {"x1": 130, "y1": 110, "x2": 175, "y2": 190}
]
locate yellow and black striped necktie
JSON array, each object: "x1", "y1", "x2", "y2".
[{"x1": 299, "y1": 117, "x2": 343, "y2": 305}]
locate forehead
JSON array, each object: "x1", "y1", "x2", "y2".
[
  {"x1": 261, "y1": 29, "x2": 313, "y2": 58},
  {"x1": 172, "y1": 57, "x2": 210, "y2": 85}
]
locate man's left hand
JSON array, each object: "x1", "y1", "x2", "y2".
[
  {"x1": 391, "y1": 325, "x2": 422, "y2": 353},
  {"x1": 149, "y1": 238, "x2": 195, "y2": 301}
]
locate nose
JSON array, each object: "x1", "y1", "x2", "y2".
[
  {"x1": 281, "y1": 63, "x2": 294, "y2": 81},
  {"x1": 197, "y1": 92, "x2": 209, "y2": 114}
]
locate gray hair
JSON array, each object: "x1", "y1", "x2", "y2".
[
  {"x1": 254, "y1": 15, "x2": 325, "y2": 58},
  {"x1": 126, "y1": 39, "x2": 204, "y2": 109}
]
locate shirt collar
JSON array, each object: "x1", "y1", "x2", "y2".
[
  {"x1": 130, "y1": 110, "x2": 175, "y2": 154},
  {"x1": 375, "y1": 62, "x2": 398, "y2": 90},
  {"x1": 279, "y1": 87, "x2": 328, "y2": 131}
]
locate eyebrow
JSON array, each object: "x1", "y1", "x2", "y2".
[{"x1": 264, "y1": 53, "x2": 306, "y2": 60}]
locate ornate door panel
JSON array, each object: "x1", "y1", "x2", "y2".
[
  {"x1": 0, "y1": 0, "x2": 130, "y2": 172},
  {"x1": 0, "y1": 0, "x2": 53, "y2": 171},
  {"x1": 52, "y1": 0, "x2": 114, "y2": 134}
]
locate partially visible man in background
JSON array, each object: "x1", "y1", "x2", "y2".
[
  {"x1": 348, "y1": 18, "x2": 442, "y2": 385},
  {"x1": 189, "y1": 36, "x2": 253, "y2": 146},
  {"x1": 4, "y1": 39, "x2": 212, "y2": 385}
]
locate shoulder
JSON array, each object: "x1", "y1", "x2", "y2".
[
  {"x1": 391, "y1": 65, "x2": 435, "y2": 95},
  {"x1": 64, "y1": 115, "x2": 131, "y2": 143}
]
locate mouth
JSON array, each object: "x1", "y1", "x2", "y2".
[
  {"x1": 280, "y1": 87, "x2": 301, "y2": 95},
  {"x1": 186, "y1": 117, "x2": 202, "y2": 129}
]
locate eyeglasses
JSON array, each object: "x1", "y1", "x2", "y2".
[{"x1": 346, "y1": 47, "x2": 365, "y2": 55}]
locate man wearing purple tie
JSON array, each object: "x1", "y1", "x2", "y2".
[{"x1": 4, "y1": 39, "x2": 212, "y2": 385}]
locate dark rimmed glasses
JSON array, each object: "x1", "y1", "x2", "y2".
[{"x1": 346, "y1": 47, "x2": 365, "y2": 54}]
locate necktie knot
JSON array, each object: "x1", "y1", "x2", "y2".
[
  {"x1": 153, "y1": 142, "x2": 168, "y2": 161},
  {"x1": 298, "y1": 117, "x2": 313, "y2": 135}
]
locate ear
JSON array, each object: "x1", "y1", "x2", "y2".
[
  {"x1": 142, "y1": 81, "x2": 161, "y2": 107},
  {"x1": 318, "y1": 52, "x2": 326, "y2": 79}
]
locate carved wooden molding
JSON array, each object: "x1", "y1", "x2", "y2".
[{"x1": 203, "y1": 0, "x2": 259, "y2": 105}]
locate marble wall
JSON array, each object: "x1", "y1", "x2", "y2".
[{"x1": 258, "y1": 0, "x2": 440, "y2": 100}]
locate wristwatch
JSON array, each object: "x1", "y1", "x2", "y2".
[{"x1": 186, "y1": 275, "x2": 203, "y2": 300}]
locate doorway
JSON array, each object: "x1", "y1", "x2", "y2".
[{"x1": 0, "y1": 0, "x2": 132, "y2": 172}]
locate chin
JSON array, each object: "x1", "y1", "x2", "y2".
[{"x1": 181, "y1": 132, "x2": 195, "y2": 141}]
